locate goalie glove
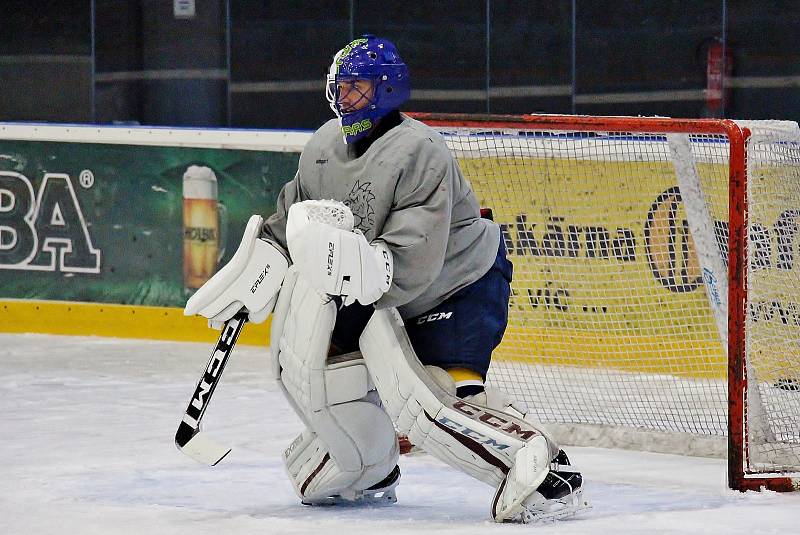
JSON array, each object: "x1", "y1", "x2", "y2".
[
  {"x1": 286, "y1": 200, "x2": 393, "y2": 306},
  {"x1": 343, "y1": 237, "x2": 393, "y2": 306},
  {"x1": 184, "y1": 214, "x2": 289, "y2": 328}
]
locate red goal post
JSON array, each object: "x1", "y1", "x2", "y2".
[{"x1": 408, "y1": 112, "x2": 800, "y2": 492}]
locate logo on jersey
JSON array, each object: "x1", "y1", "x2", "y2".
[{"x1": 344, "y1": 180, "x2": 376, "y2": 233}]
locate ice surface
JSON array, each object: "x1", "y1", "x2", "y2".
[{"x1": 2, "y1": 333, "x2": 799, "y2": 534}]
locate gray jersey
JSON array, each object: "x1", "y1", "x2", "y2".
[{"x1": 262, "y1": 114, "x2": 500, "y2": 319}]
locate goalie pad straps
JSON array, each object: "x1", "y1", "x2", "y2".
[
  {"x1": 359, "y1": 308, "x2": 558, "y2": 521},
  {"x1": 270, "y1": 267, "x2": 399, "y2": 502},
  {"x1": 184, "y1": 215, "x2": 289, "y2": 325}
]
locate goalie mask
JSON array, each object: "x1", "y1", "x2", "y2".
[{"x1": 326, "y1": 35, "x2": 410, "y2": 144}]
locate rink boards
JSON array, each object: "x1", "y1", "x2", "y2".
[{"x1": 1, "y1": 123, "x2": 797, "y2": 381}]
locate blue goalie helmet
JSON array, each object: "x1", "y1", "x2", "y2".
[{"x1": 326, "y1": 35, "x2": 410, "y2": 144}]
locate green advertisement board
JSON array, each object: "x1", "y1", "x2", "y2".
[{"x1": 0, "y1": 140, "x2": 299, "y2": 307}]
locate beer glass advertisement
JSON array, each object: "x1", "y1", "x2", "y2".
[{"x1": 0, "y1": 141, "x2": 299, "y2": 306}]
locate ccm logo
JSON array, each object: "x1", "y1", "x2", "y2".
[
  {"x1": 436, "y1": 414, "x2": 512, "y2": 451},
  {"x1": 191, "y1": 348, "x2": 225, "y2": 409},
  {"x1": 327, "y1": 242, "x2": 335, "y2": 276},
  {"x1": 380, "y1": 249, "x2": 392, "y2": 285},
  {"x1": 250, "y1": 265, "x2": 270, "y2": 294},
  {"x1": 417, "y1": 311, "x2": 452, "y2": 324},
  {"x1": 452, "y1": 400, "x2": 539, "y2": 441}
]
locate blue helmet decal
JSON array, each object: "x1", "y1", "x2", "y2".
[{"x1": 326, "y1": 35, "x2": 410, "y2": 144}]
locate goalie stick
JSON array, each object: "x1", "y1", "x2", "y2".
[{"x1": 175, "y1": 312, "x2": 248, "y2": 465}]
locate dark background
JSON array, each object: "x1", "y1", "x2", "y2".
[{"x1": 1, "y1": 1, "x2": 798, "y2": 129}]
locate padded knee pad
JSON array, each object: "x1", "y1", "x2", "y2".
[{"x1": 271, "y1": 268, "x2": 398, "y2": 502}]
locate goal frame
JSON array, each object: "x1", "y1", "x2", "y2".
[{"x1": 407, "y1": 111, "x2": 797, "y2": 492}]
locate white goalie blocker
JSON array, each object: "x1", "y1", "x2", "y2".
[{"x1": 184, "y1": 214, "x2": 289, "y2": 326}]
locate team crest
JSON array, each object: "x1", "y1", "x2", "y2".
[{"x1": 344, "y1": 180, "x2": 376, "y2": 232}]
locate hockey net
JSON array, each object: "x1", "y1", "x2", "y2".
[{"x1": 409, "y1": 113, "x2": 800, "y2": 491}]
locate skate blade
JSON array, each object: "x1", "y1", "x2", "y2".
[{"x1": 302, "y1": 488, "x2": 397, "y2": 507}]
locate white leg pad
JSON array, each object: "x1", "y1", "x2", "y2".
[
  {"x1": 283, "y1": 400, "x2": 399, "y2": 503},
  {"x1": 270, "y1": 268, "x2": 398, "y2": 503},
  {"x1": 359, "y1": 308, "x2": 557, "y2": 521}
]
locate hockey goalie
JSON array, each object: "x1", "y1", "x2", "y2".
[{"x1": 184, "y1": 34, "x2": 587, "y2": 524}]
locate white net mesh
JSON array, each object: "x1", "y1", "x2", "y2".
[
  {"x1": 420, "y1": 116, "x2": 800, "y2": 478},
  {"x1": 744, "y1": 124, "x2": 800, "y2": 474}
]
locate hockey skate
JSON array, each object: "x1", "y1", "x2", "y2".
[
  {"x1": 301, "y1": 465, "x2": 400, "y2": 507},
  {"x1": 511, "y1": 450, "x2": 590, "y2": 524}
]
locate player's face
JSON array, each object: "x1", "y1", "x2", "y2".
[{"x1": 337, "y1": 78, "x2": 374, "y2": 113}]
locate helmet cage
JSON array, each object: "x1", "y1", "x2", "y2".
[{"x1": 326, "y1": 75, "x2": 380, "y2": 116}]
